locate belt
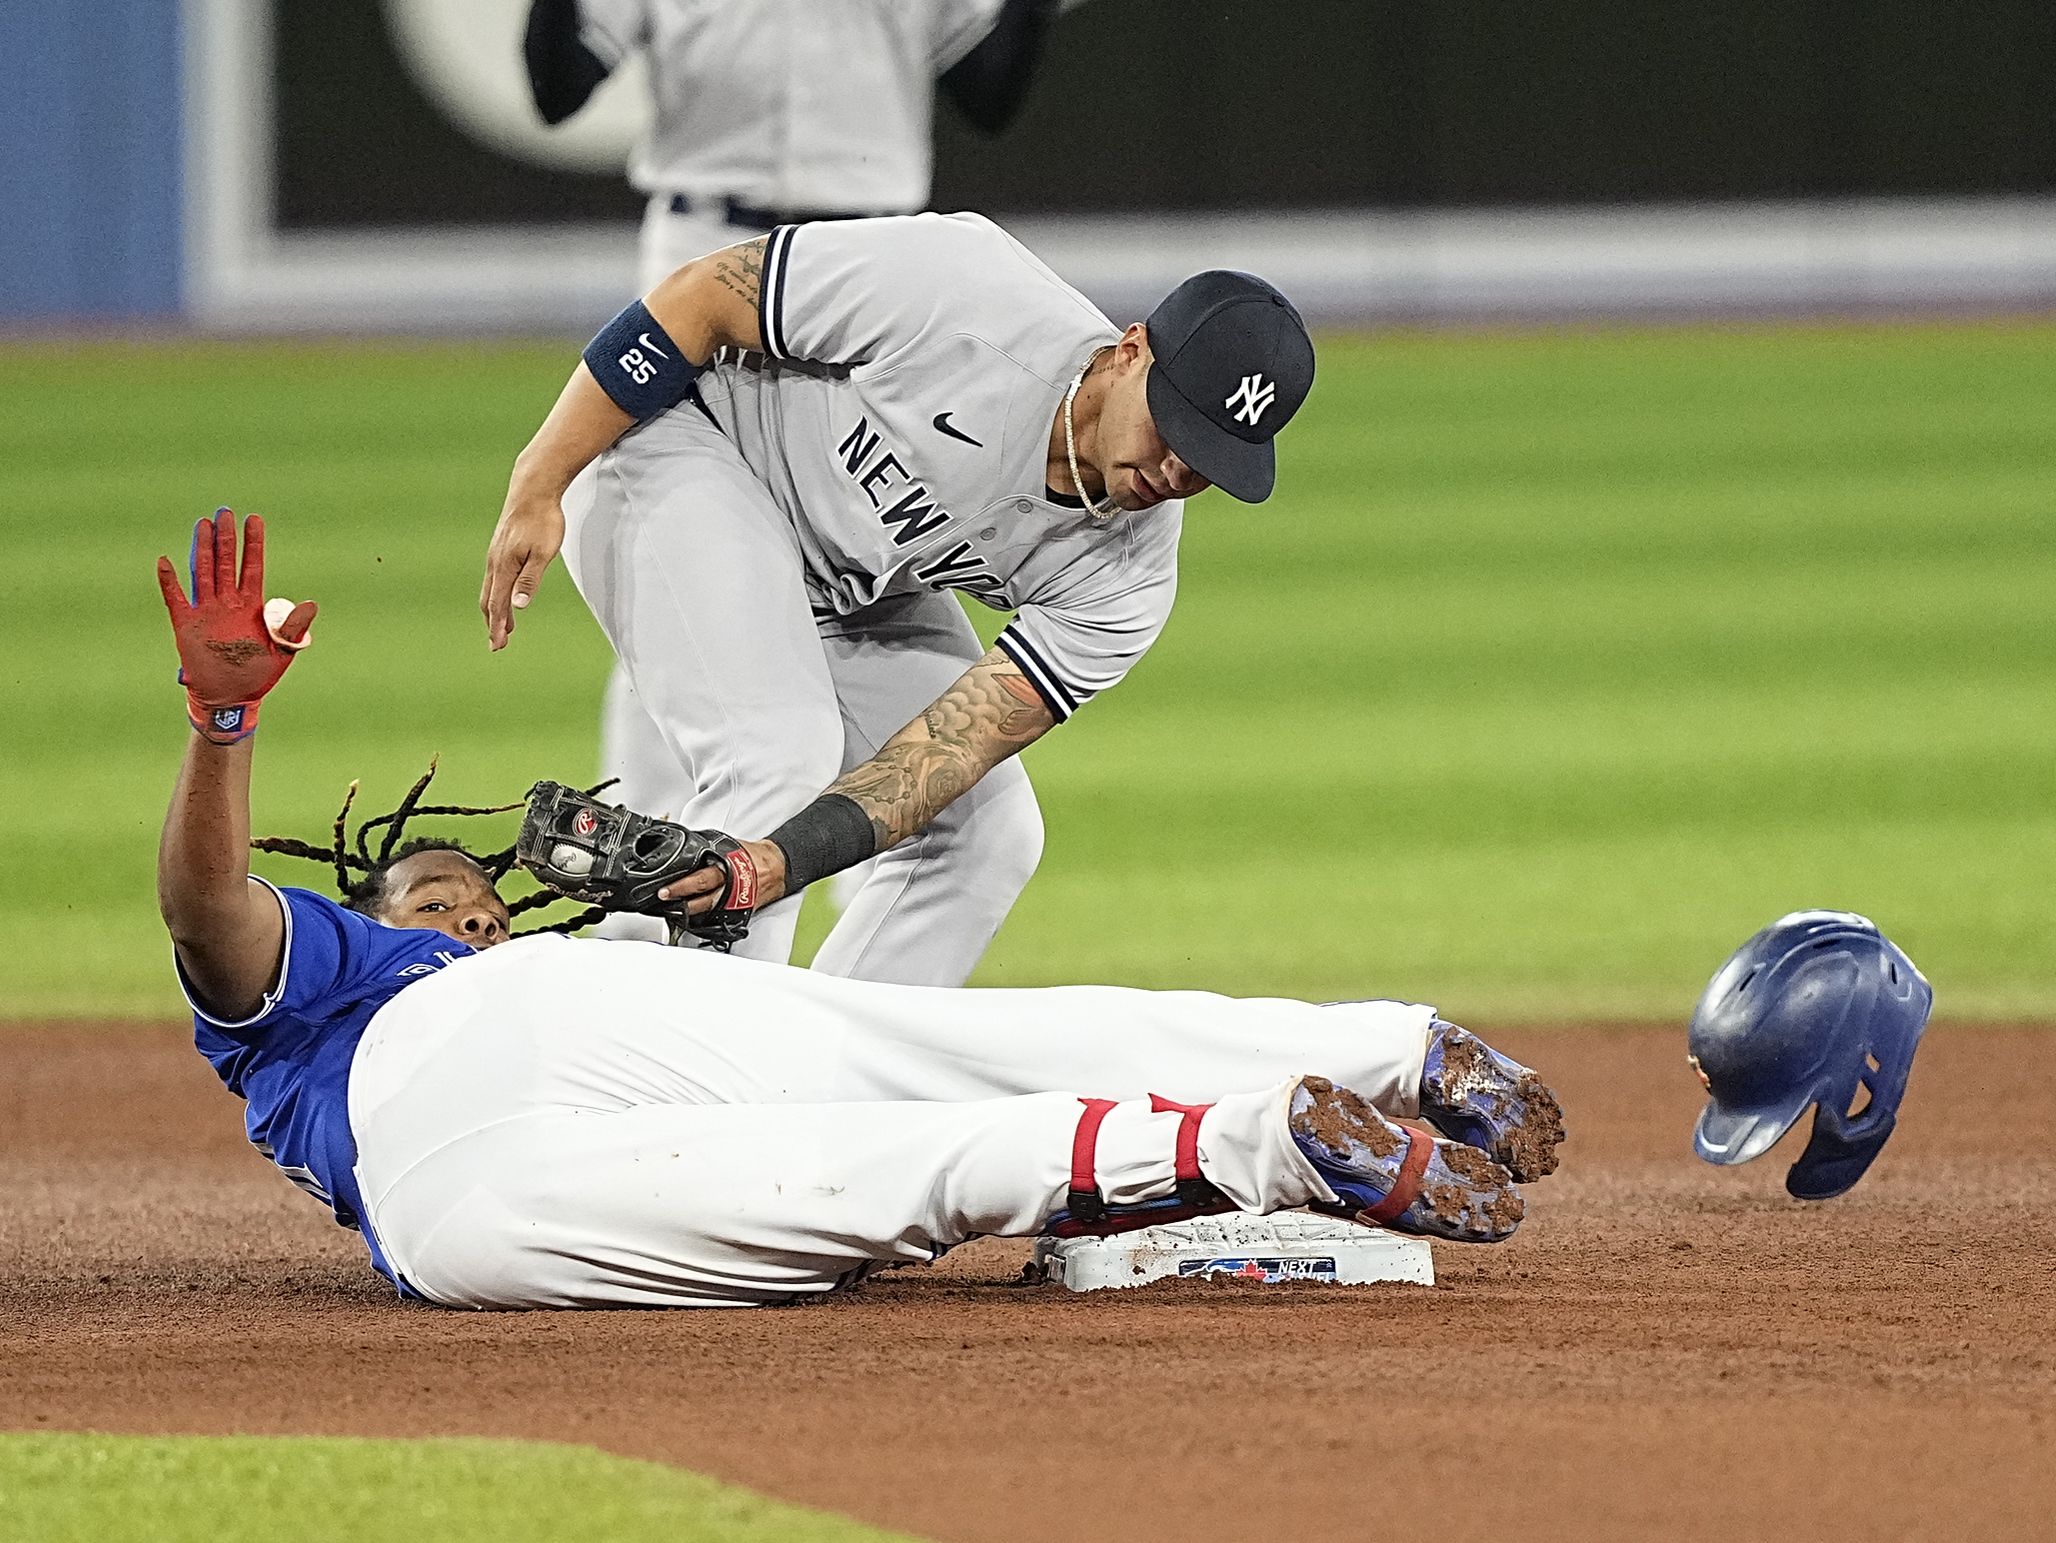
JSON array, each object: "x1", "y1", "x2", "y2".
[{"x1": 666, "y1": 193, "x2": 886, "y2": 231}]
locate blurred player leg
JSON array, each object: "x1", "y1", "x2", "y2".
[
  {"x1": 361, "y1": 1082, "x2": 1324, "y2": 1310},
  {"x1": 636, "y1": 196, "x2": 751, "y2": 293},
  {"x1": 810, "y1": 590, "x2": 1044, "y2": 985},
  {"x1": 591, "y1": 667, "x2": 694, "y2": 942},
  {"x1": 560, "y1": 408, "x2": 843, "y2": 963}
]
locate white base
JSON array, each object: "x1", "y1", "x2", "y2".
[{"x1": 1032, "y1": 1212, "x2": 1435, "y2": 1293}]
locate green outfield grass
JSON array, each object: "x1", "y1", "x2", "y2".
[
  {"x1": 2, "y1": 325, "x2": 2050, "y2": 1019},
  {"x1": 0, "y1": 1434, "x2": 912, "y2": 1542}
]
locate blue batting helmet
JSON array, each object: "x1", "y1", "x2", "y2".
[{"x1": 1688, "y1": 910, "x2": 1933, "y2": 1200}]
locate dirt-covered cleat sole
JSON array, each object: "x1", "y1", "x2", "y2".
[
  {"x1": 1289, "y1": 1076, "x2": 1524, "y2": 1244},
  {"x1": 1419, "y1": 1022, "x2": 1566, "y2": 1182}
]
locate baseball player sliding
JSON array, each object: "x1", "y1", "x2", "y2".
[
  {"x1": 160, "y1": 511, "x2": 1564, "y2": 1308},
  {"x1": 482, "y1": 212, "x2": 1317, "y2": 986},
  {"x1": 524, "y1": 0, "x2": 1074, "y2": 928}
]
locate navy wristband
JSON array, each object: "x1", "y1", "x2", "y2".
[
  {"x1": 582, "y1": 300, "x2": 702, "y2": 421},
  {"x1": 768, "y1": 794, "x2": 879, "y2": 893}
]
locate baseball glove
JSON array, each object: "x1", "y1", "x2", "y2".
[{"x1": 515, "y1": 780, "x2": 758, "y2": 949}]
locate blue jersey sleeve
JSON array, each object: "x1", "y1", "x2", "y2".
[
  {"x1": 177, "y1": 879, "x2": 356, "y2": 1034},
  {"x1": 175, "y1": 879, "x2": 464, "y2": 1037}
]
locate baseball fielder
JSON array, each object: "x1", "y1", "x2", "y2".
[
  {"x1": 481, "y1": 212, "x2": 1318, "y2": 986},
  {"x1": 526, "y1": 0, "x2": 1065, "y2": 291},
  {"x1": 524, "y1": 0, "x2": 1070, "y2": 913},
  {"x1": 160, "y1": 511, "x2": 1563, "y2": 1308}
]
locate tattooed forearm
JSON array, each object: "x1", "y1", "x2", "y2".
[
  {"x1": 828, "y1": 751, "x2": 973, "y2": 850},
  {"x1": 823, "y1": 647, "x2": 1056, "y2": 850},
  {"x1": 710, "y1": 237, "x2": 766, "y2": 308}
]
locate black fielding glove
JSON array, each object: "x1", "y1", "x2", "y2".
[{"x1": 515, "y1": 781, "x2": 759, "y2": 950}]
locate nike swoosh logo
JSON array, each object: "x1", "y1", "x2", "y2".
[{"x1": 932, "y1": 412, "x2": 982, "y2": 447}]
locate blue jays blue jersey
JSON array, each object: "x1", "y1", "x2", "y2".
[{"x1": 178, "y1": 879, "x2": 474, "y2": 1289}]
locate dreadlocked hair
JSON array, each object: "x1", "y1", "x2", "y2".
[{"x1": 249, "y1": 760, "x2": 620, "y2": 937}]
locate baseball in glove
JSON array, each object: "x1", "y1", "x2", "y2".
[{"x1": 515, "y1": 780, "x2": 759, "y2": 949}]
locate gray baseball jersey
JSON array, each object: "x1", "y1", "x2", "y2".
[
  {"x1": 576, "y1": 0, "x2": 1005, "y2": 211},
  {"x1": 688, "y1": 212, "x2": 1182, "y2": 722}
]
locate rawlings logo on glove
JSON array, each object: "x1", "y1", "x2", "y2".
[{"x1": 515, "y1": 780, "x2": 757, "y2": 950}]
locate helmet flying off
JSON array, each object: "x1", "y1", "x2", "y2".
[{"x1": 1688, "y1": 910, "x2": 1933, "y2": 1200}]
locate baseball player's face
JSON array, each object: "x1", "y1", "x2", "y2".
[
  {"x1": 1096, "y1": 333, "x2": 1211, "y2": 511},
  {"x1": 373, "y1": 850, "x2": 511, "y2": 949}
]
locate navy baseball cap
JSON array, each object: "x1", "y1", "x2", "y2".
[{"x1": 1144, "y1": 271, "x2": 1315, "y2": 502}]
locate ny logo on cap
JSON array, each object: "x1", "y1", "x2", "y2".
[{"x1": 1225, "y1": 373, "x2": 1277, "y2": 427}]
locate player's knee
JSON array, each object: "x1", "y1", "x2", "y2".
[
  {"x1": 738, "y1": 734, "x2": 844, "y2": 804},
  {"x1": 672, "y1": 716, "x2": 845, "y2": 828}
]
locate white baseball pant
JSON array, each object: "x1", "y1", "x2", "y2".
[{"x1": 348, "y1": 937, "x2": 1433, "y2": 1310}]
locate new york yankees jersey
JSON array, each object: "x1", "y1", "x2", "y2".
[
  {"x1": 179, "y1": 879, "x2": 477, "y2": 1289},
  {"x1": 574, "y1": 0, "x2": 1007, "y2": 212},
  {"x1": 686, "y1": 212, "x2": 1183, "y2": 720}
]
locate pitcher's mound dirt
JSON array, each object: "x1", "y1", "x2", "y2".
[{"x1": 3, "y1": 1022, "x2": 2052, "y2": 1542}]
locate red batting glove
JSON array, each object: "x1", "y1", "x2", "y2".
[{"x1": 155, "y1": 510, "x2": 318, "y2": 744}]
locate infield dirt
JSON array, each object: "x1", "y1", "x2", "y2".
[{"x1": 3, "y1": 1022, "x2": 2051, "y2": 1541}]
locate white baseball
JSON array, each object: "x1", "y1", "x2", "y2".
[
  {"x1": 265, "y1": 597, "x2": 313, "y2": 651},
  {"x1": 549, "y1": 844, "x2": 596, "y2": 878}
]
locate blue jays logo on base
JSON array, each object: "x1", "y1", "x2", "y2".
[{"x1": 1177, "y1": 1256, "x2": 1340, "y2": 1284}]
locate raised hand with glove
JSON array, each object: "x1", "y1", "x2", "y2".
[
  {"x1": 156, "y1": 509, "x2": 317, "y2": 743},
  {"x1": 154, "y1": 508, "x2": 322, "y2": 1019}
]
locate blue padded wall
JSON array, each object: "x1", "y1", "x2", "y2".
[{"x1": 1, "y1": 1, "x2": 184, "y2": 320}]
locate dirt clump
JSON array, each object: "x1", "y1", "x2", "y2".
[
  {"x1": 1427, "y1": 1028, "x2": 1567, "y2": 1180},
  {"x1": 1289, "y1": 1074, "x2": 1402, "y2": 1158},
  {"x1": 1436, "y1": 1140, "x2": 1506, "y2": 1185}
]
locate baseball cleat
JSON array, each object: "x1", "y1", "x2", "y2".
[
  {"x1": 1418, "y1": 1021, "x2": 1566, "y2": 1182},
  {"x1": 1290, "y1": 1076, "x2": 1523, "y2": 1243}
]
